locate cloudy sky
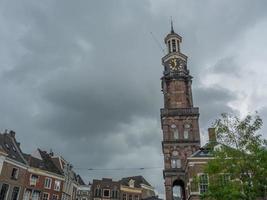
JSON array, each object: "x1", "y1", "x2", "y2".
[{"x1": 1, "y1": 0, "x2": 267, "y2": 196}]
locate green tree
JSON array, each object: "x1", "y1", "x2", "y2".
[{"x1": 201, "y1": 113, "x2": 267, "y2": 200}]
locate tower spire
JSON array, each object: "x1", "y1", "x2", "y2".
[{"x1": 171, "y1": 17, "x2": 174, "y2": 33}]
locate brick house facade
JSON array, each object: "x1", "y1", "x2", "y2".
[
  {"x1": 0, "y1": 131, "x2": 28, "y2": 200},
  {"x1": 23, "y1": 149, "x2": 65, "y2": 200},
  {"x1": 91, "y1": 176, "x2": 156, "y2": 200}
]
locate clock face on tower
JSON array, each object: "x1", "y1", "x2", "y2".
[
  {"x1": 168, "y1": 58, "x2": 185, "y2": 72},
  {"x1": 169, "y1": 58, "x2": 178, "y2": 71}
]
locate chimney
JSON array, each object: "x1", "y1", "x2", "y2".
[
  {"x1": 9, "y1": 130, "x2": 16, "y2": 138},
  {"x1": 208, "y1": 128, "x2": 216, "y2": 142},
  {"x1": 49, "y1": 149, "x2": 54, "y2": 157}
]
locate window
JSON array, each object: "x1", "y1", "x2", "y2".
[
  {"x1": 44, "y1": 178, "x2": 52, "y2": 189},
  {"x1": 103, "y1": 189, "x2": 110, "y2": 197},
  {"x1": 168, "y1": 40, "x2": 171, "y2": 53},
  {"x1": 11, "y1": 168, "x2": 19, "y2": 180},
  {"x1": 23, "y1": 189, "x2": 31, "y2": 200},
  {"x1": 0, "y1": 184, "x2": 9, "y2": 200},
  {"x1": 173, "y1": 129, "x2": 179, "y2": 140},
  {"x1": 171, "y1": 124, "x2": 179, "y2": 140},
  {"x1": 95, "y1": 188, "x2": 101, "y2": 197},
  {"x1": 11, "y1": 187, "x2": 20, "y2": 200},
  {"x1": 184, "y1": 124, "x2": 191, "y2": 139},
  {"x1": 54, "y1": 180, "x2": 61, "y2": 191},
  {"x1": 220, "y1": 174, "x2": 231, "y2": 186},
  {"x1": 199, "y1": 174, "x2": 208, "y2": 194},
  {"x1": 52, "y1": 194, "x2": 58, "y2": 200},
  {"x1": 134, "y1": 195, "x2": 139, "y2": 200},
  {"x1": 129, "y1": 194, "x2": 133, "y2": 200},
  {"x1": 12, "y1": 145, "x2": 17, "y2": 152},
  {"x1": 42, "y1": 193, "x2": 49, "y2": 200},
  {"x1": 123, "y1": 193, "x2": 127, "y2": 200},
  {"x1": 112, "y1": 190, "x2": 118, "y2": 198},
  {"x1": 30, "y1": 174, "x2": 38, "y2": 186},
  {"x1": 32, "y1": 191, "x2": 41, "y2": 200},
  {"x1": 171, "y1": 159, "x2": 181, "y2": 168},
  {"x1": 172, "y1": 39, "x2": 176, "y2": 52}
]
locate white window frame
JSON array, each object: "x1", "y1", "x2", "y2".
[
  {"x1": 103, "y1": 189, "x2": 110, "y2": 198},
  {"x1": 198, "y1": 173, "x2": 208, "y2": 194},
  {"x1": 11, "y1": 167, "x2": 19, "y2": 180},
  {"x1": 42, "y1": 192, "x2": 50, "y2": 200},
  {"x1": 0, "y1": 183, "x2": 10, "y2": 200},
  {"x1": 44, "y1": 177, "x2": 52, "y2": 189},
  {"x1": 31, "y1": 190, "x2": 40, "y2": 200},
  {"x1": 54, "y1": 180, "x2": 61, "y2": 191},
  {"x1": 30, "y1": 174, "x2": 39, "y2": 186},
  {"x1": 171, "y1": 158, "x2": 181, "y2": 168},
  {"x1": 11, "y1": 186, "x2": 20, "y2": 200},
  {"x1": 52, "y1": 194, "x2": 59, "y2": 200}
]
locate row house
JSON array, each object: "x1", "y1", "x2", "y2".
[
  {"x1": 76, "y1": 175, "x2": 90, "y2": 200},
  {"x1": 0, "y1": 131, "x2": 28, "y2": 200},
  {"x1": 120, "y1": 176, "x2": 155, "y2": 200},
  {"x1": 51, "y1": 155, "x2": 79, "y2": 200},
  {"x1": 91, "y1": 176, "x2": 156, "y2": 200},
  {"x1": 0, "y1": 130, "x2": 84, "y2": 200},
  {"x1": 91, "y1": 178, "x2": 120, "y2": 200},
  {"x1": 23, "y1": 149, "x2": 65, "y2": 200}
]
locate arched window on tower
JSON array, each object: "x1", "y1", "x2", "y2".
[
  {"x1": 171, "y1": 151, "x2": 181, "y2": 168},
  {"x1": 168, "y1": 40, "x2": 171, "y2": 53},
  {"x1": 171, "y1": 124, "x2": 179, "y2": 140},
  {"x1": 171, "y1": 158, "x2": 181, "y2": 168},
  {"x1": 172, "y1": 39, "x2": 177, "y2": 52},
  {"x1": 184, "y1": 123, "x2": 191, "y2": 139}
]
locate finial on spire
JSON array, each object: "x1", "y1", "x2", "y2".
[{"x1": 171, "y1": 16, "x2": 174, "y2": 33}]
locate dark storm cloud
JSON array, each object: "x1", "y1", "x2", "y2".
[
  {"x1": 194, "y1": 86, "x2": 238, "y2": 129},
  {"x1": 210, "y1": 56, "x2": 240, "y2": 77},
  {"x1": 1, "y1": 0, "x2": 267, "y2": 196}
]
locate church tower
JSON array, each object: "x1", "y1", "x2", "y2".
[{"x1": 161, "y1": 23, "x2": 200, "y2": 200}]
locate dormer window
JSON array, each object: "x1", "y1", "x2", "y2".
[
  {"x1": 129, "y1": 179, "x2": 135, "y2": 188},
  {"x1": 11, "y1": 168, "x2": 19, "y2": 180}
]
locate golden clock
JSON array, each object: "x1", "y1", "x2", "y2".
[{"x1": 169, "y1": 59, "x2": 177, "y2": 71}]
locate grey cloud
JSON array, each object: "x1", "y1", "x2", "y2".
[
  {"x1": 194, "y1": 86, "x2": 238, "y2": 129},
  {"x1": 0, "y1": 0, "x2": 267, "y2": 196},
  {"x1": 210, "y1": 56, "x2": 240, "y2": 77}
]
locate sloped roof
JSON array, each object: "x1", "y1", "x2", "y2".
[
  {"x1": 76, "y1": 174, "x2": 85, "y2": 185},
  {"x1": 25, "y1": 149, "x2": 63, "y2": 175},
  {"x1": 190, "y1": 141, "x2": 219, "y2": 158},
  {"x1": 0, "y1": 132, "x2": 27, "y2": 165},
  {"x1": 120, "y1": 176, "x2": 151, "y2": 188}
]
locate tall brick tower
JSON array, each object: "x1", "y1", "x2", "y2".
[{"x1": 161, "y1": 23, "x2": 200, "y2": 200}]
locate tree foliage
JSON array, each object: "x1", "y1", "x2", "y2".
[{"x1": 201, "y1": 113, "x2": 267, "y2": 200}]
